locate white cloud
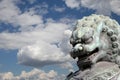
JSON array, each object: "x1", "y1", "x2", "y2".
[
  {"x1": 0, "y1": 68, "x2": 65, "y2": 80},
  {"x1": 16, "y1": 12, "x2": 43, "y2": 31},
  {"x1": 0, "y1": 72, "x2": 14, "y2": 80},
  {"x1": 59, "y1": 30, "x2": 72, "y2": 54},
  {"x1": 64, "y1": 0, "x2": 81, "y2": 9},
  {"x1": 64, "y1": 0, "x2": 120, "y2": 15},
  {"x1": 81, "y1": 0, "x2": 112, "y2": 16},
  {"x1": 0, "y1": 0, "x2": 47, "y2": 31},
  {"x1": 28, "y1": 2, "x2": 48, "y2": 15},
  {"x1": 0, "y1": 21, "x2": 71, "y2": 48},
  {"x1": 17, "y1": 41, "x2": 71, "y2": 67},
  {"x1": 0, "y1": 0, "x2": 21, "y2": 23},
  {"x1": 52, "y1": 5, "x2": 66, "y2": 12},
  {"x1": 0, "y1": 0, "x2": 75, "y2": 70},
  {"x1": 18, "y1": 13, "x2": 42, "y2": 26},
  {"x1": 110, "y1": 0, "x2": 120, "y2": 15},
  {"x1": 0, "y1": 1, "x2": 75, "y2": 79},
  {"x1": 0, "y1": 20, "x2": 74, "y2": 67},
  {"x1": 60, "y1": 62, "x2": 74, "y2": 72}
]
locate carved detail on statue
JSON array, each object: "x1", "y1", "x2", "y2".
[{"x1": 66, "y1": 14, "x2": 120, "y2": 80}]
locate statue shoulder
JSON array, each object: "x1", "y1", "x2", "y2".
[{"x1": 66, "y1": 62, "x2": 120, "y2": 80}]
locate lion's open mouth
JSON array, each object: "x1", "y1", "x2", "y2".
[{"x1": 78, "y1": 47, "x2": 99, "y2": 60}]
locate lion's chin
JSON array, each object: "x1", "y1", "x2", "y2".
[{"x1": 77, "y1": 47, "x2": 99, "y2": 70}]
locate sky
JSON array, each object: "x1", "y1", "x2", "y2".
[{"x1": 0, "y1": 0, "x2": 120, "y2": 80}]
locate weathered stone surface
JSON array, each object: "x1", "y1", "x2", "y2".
[{"x1": 66, "y1": 14, "x2": 120, "y2": 80}]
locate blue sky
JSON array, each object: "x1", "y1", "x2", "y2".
[{"x1": 0, "y1": 0, "x2": 120, "y2": 80}]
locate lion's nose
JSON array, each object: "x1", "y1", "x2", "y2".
[
  {"x1": 74, "y1": 44, "x2": 84, "y2": 52},
  {"x1": 78, "y1": 46, "x2": 83, "y2": 51},
  {"x1": 70, "y1": 44, "x2": 84, "y2": 59}
]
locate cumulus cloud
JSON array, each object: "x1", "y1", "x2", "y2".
[
  {"x1": 64, "y1": 0, "x2": 120, "y2": 15},
  {"x1": 16, "y1": 23, "x2": 73, "y2": 67},
  {"x1": 0, "y1": 20, "x2": 74, "y2": 67},
  {"x1": 0, "y1": 0, "x2": 21, "y2": 23},
  {"x1": 0, "y1": 21, "x2": 71, "y2": 49},
  {"x1": 0, "y1": 0, "x2": 75, "y2": 71},
  {"x1": 17, "y1": 12, "x2": 43, "y2": 26},
  {"x1": 0, "y1": 0, "x2": 74, "y2": 68},
  {"x1": 0, "y1": 0, "x2": 46, "y2": 31},
  {"x1": 110, "y1": 0, "x2": 120, "y2": 15},
  {"x1": 81, "y1": 0, "x2": 112, "y2": 16},
  {"x1": 0, "y1": 68, "x2": 65, "y2": 80},
  {"x1": 18, "y1": 41, "x2": 71, "y2": 67},
  {"x1": 60, "y1": 62, "x2": 74, "y2": 72},
  {"x1": 64, "y1": 0, "x2": 81, "y2": 9}
]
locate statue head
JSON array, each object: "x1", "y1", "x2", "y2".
[{"x1": 70, "y1": 14, "x2": 120, "y2": 70}]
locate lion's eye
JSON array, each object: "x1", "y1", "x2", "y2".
[
  {"x1": 76, "y1": 38, "x2": 82, "y2": 43},
  {"x1": 85, "y1": 37, "x2": 93, "y2": 44},
  {"x1": 70, "y1": 38, "x2": 82, "y2": 47}
]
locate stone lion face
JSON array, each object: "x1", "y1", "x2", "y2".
[
  {"x1": 70, "y1": 25, "x2": 100, "y2": 59},
  {"x1": 69, "y1": 14, "x2": 120, "y2": 70},
  {"x1": 70, "y1": 20, "x2": 120, "y2": 66}
]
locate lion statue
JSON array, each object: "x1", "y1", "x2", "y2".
[{"x1": 66, "y1": 14, "x2": 120, "y2": 80}]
